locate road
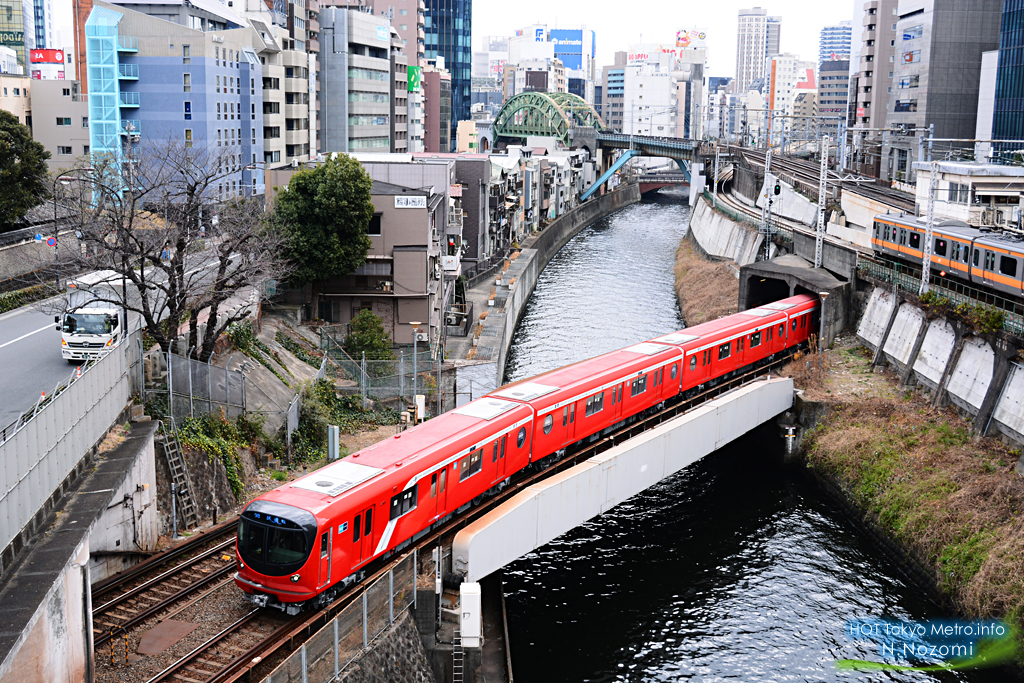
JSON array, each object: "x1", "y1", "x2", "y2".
[{"x1": 0, "y1": 302, "x2": 71, "y2": 428}]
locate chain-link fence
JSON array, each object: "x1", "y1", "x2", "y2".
[
  {"x1": 143, "y1": 351, "x2": 245, "y2": 422},
  {"x1": 259, "y1": 550, "x2": 417, "y2": 683}
]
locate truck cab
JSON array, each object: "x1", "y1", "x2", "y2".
[{"x1": 57, "y1": 271, "x2": 124, "y2": 362}]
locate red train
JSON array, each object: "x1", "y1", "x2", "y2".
[{"x1": 234, "y1": 294, "x2": 820, "y2": 613}]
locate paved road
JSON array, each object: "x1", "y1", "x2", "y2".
[{"x1": 0, "y1": 302, "x2": 71, "y2": 429}]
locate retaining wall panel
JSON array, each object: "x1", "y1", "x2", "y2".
[
  {"x1": 993, "y1": 363, "x2": 1024, "y2": 443},
  {"x1": 945, "y1": 338, "x2": 994, "y2": 414},
  {"x1": 913, "y1": 319, "x2": 956, "y2": 390},
  {"x1": 856, "y1": 287, "x2": 896, "y2": 350},
  {"x1": 883, "y1": 304, "x2": 926, "y2": 369}
]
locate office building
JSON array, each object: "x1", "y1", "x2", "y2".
[
  {"x1": 473, "y1": 35, "x2": 508, "y2": 79},
  {"x1": 993, "y1": 1, "x2": 1024, "y2": 145},
  {"x1": 818, "y1": 20, "x2": 852, "y2": 64},
  {"x1": 0, "y1": 73, "x2": 30, "y2": 124},
  {"x1": 623, "y1": 41, "x2": 706, "y2": 139},
  {"x1": 736, "y1": 7, "x2": 779, "y2": 93},
  {"x1": 818, "y1": 58, "x2": 849, "y2": 135},
  {"x1": 507, "y1": 25, "x2": 596, "y2": 103},
  {"x1": 32, "y1": 79, "x2": 90, "y2": 171},
  {"x1": 510, "y1": 58, "x2": 565, "y2": 95},
  {"x1": 85, "y1": 1, "x2": 264, "y2": 199},
  {"x1": 326, "y1": 0, "x2": 425, "y2": 66},
  {"x1": 766, "y1": 14, "x2": 781, "y2": 57},
  {"x1": 422, "y1": 58, "x2": 450, "y2": 152},
  {"x1": 849, "y1": 0, "x2": 899, "y2": 177},
  {"x1": 424, "y1": 0, "x2": 470, "y2": 149},
  {"x1": 766, "y1": 53, "x2": 815, "y2": 141},
  {"x1": 0, "y1": 0, "x2": 35, "y2": 67},
  {"x1": 880, "y1": 0, "x2": 1002, "y2": 183}
]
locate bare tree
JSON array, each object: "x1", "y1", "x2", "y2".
[{"x1": 52, "y1": 139, "x2": 287, "y2": 361}]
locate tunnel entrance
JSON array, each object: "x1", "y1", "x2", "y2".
[{"x1": 745, "y1": 276, "x2": 791, "y2": 309}]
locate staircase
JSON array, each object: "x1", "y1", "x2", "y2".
[
  {"x1": 452, "y1": 628, "x2": 464, "y2": 683},
  {"x1": 159, "y1": 418, "x2": 198, "y2": 531}
]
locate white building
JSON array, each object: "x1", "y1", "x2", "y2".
[
  {"x1": 736, "y1": 7, "x2": 780, "y2": 93},
  {"x1": 818, "y1": 20, "x2": 852, "y2": 65},
  {"x1": 765, "y1": 53, "x2": 816, "y2": 143},
  {"x1": 623, "y1": 40, "x2": 707, "y2": 140}
]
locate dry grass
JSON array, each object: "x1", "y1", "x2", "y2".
[
  {"x1": 98, "y1": 423, "x2": 130, "y2": 453},
  {"x1": 673, "y1": 238, "x2": 739, "y2": 325},
  {"x1": 778, "y1": 339, "x2": 833, "y2": 395},
  {"x1": 806, "y1": 397, "x2": 1024, "y2": 638}
]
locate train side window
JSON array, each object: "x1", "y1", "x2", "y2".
[
  {"x1": 353, "y1": 515, "x2": 361, "y2": 542},
  {"x1": 973, "y1": 248, "x2": 980, "y2": 267},
  {"x1": 321, "y1": 533, "x2": 329, "y2": 558},
  {"x1": 439, "y1": 468, "x2": 446, "y2": 492},
  {"x1": 952, "y1": 243, "x2": 960, "y2": 260},
  {"x1": 501, "y1": 435, "x2": 506, "y2": 458},
  {"x1": 630, "y1": 375, "x2": 648, "y2": 396},
  {"x1": 751, "y1": 331, "x2": 762, "y2": 347},
  {"x1": 585, "y1": 392, "x2": 605, "y2": 416},
  {"x1": 963, "y1": 246, "x2": 970, "y2": 264},
  {"x1": 459, "y1": 450, "x2": 482, "y2": 481},
  {"x1": 718, "y1": 343, "x2": 731, "y2": 360},
  {"x1": 792, "y1": 319, "x2": 798, "y2": 331},
  {"x1": 690, "y1": 356, "x2": 696, "y2": 371},
  {"x1": 909, "y1": 232, "x2": 921, "y2": 249},
  {"x1": 779, "y1": 323, "x2": 785, "y2": 337},
  {"x1": 543, "y1": 414, "x2": 554, "y2": 434},
  {"x1": 430, "y1": 473, "x2": 437, "y2": 498},
  {"x1": 364, "y1": 508, "x2": 373, "y2": 537},
  {"x1": 517, "y1": 426, "x2": 526, "y2": 448},
  {"x1": 935, "y1": 239, "x2": 947, "y2": 257},
  {"x1": 562, "y1": 407, "x2": 568, "y2": 426},
  {"x1": 570, "y1": 403, "x2": 575, "y2": 423},
  {"x1": 492, "y1": 442, "x2": 498, "y2": 463},
  {"x1": 671, "y1": 363, "x2": 678, "y2": 379},
  {"x1": 389, "y1": 484, "x2": 418, "y2": 520}
]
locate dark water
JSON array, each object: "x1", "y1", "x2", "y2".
[{"x1": 500, "y1": 190, "x2": 1005, "y2": 682}]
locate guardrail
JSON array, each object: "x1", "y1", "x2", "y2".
[{"x1": 0, "y1": 328, "x2": 142, "y2": 568}]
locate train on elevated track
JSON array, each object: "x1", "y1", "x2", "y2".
[
  {"x1": 872, "y1": 212, "x2": 1024, "y2": 298},
  {"x1": 234, "y1": 294, "x2": 820, "y2": 614}
]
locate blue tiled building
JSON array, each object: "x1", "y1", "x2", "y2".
[{"x1": 424, "y1": 0, "x2": 470, "y2": 150}]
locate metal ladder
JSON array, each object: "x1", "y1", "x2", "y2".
[
  {"x1": 452, "y1": 628, "x2": 464, "y2": 683},
  {"x1": 159, "y1": 418, "x2": 198, "y2": 531}
]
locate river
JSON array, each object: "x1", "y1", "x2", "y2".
[{"x1": 500, "y1": 189, "x2": 1004, "y2": 682}]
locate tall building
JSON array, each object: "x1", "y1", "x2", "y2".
[
  {"x1": 424, "y1": 0, "x2": 470, "y2": 149},
  {"x1": 623, "y1": 41, "x2": 706, "y2": 139},
  {"x1": 849, "y1": 0, "x2": 899, "y2": 176},
  {"x1": 0, "y1": 0, "x2": 35, "y2": 67},
  {"x1": 818, "y1": 59, "x2": 849, "y2": 135},
  {"x1": 473, "y1": 35, "x2": 508, "y2": 79},
  {"x1": 318, "y1": 7, "x2": 398, "y2": 154},
  {"x1": 600, "y1": 51, "x2": 626, "y2": 130},
  {"x1": 85, "y1": 1, "x2": 264, "y2": 199},
  {"x1": 506, "y1": 25, "x2": 596, "y2": 102},
  {"x1": 880, "y1": 0, "x2": 1002, "y2": 183},
  {"x1": 736, "y1": 7, "x2": 775, "y2": 93},
  {"x1": 993, "y1": 1, "x2": 1024, "y2": 144},
  {"x1": 818, "y1": 20, "x2": 852, "y2": 64},
  {"x1": 326, "y1": 0, "x2": 425, "y2": 66},
  {"x1": 422, "y1": 58, "x2": 450, "y2": 152},
  {"x1": 765, "y1": 53, "x2": 815, "y2": 141}
]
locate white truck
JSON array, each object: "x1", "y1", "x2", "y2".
[{"x1": 56, "y1": 270, "x2": 124, "y2": 362}]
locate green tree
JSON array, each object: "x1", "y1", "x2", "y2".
[
  {"x1": 0, "y1": 110, "x2": 50, "y2": 231},
  {"x1": 273, "y1": 154, "x2": 375, "y2": 283},
  {"x1": 344, "y1": 309, "x2": 395, "y2": 361}
]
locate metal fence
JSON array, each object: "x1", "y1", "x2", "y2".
[
  {"x1": 0, "y1": 328, "x2": 143, "y2": 557},
  {"x1": 259, "y1": 550, "x2": 417, "y2": 683},
  {"x1": 857, "y1": 256, "x2": 1024, "y2": 337},
  {"x1": 320, "y1": 334, "x2": 440, "y2": 407},
  {"x1": 143, "y1": 351, "x2": 246, "y2": 423}
]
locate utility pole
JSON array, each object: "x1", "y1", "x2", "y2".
[
  {"x1": 760, "y1": 144, "x2": 774, "y2": 261},
  {"x1": 921, "y1": 160, "x2": 938, "y2": 294},
  {"x1": 815, "y1": 135, "x2": 829, "y2": 269},
  {"x1": 713, "y1": 145, "x2": 720, "y2": 208}
]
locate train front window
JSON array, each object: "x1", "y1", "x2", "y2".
[
  {"x1": 238, "y1": 520, "x2": 265, "y2": 560},
  {"x1": 267, "y1": 527, "x2": 308, "y2": 565},
  {"x1": 239, "y1": 501, "x2": 317, "y2": 576}
]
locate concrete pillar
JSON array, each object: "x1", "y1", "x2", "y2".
[
  {"x1": 898, "y1": 322, "x2": 931, "y2": 389},
  {"x1": 974, "y1": 346, "x2": 1015, "y2": 436},
  {"x1": 870, "y1": 293, "x2": 902, "y2": 369},
  {"x1": 933, "y1": 332, "x2": 968, "y2": 409}
]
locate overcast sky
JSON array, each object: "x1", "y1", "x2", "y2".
[{"x1": 473, "y1": 0, "x2": 861, "y2": 77}]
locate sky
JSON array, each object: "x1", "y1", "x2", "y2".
[{"x1": 473, "y1": 0, "x2": 860, "y2": 77}]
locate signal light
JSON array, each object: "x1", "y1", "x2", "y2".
[{"x1": 774, "y1": 181, "x2": 781, "y2": 196}]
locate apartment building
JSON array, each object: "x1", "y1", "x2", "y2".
[
  {"x1": 422, "y1": 59, "x2": 450, "y2": 152},
  {"x1": 818, "y1": 59, "x2": 849, "y2": 136},
  {"x1": 736, "y1": 7, "x2": 781, "y2": 93},
  {"x1": 600, "y1": 52, "x2": 626, "y2": 130},
  {"x1": 32, "y1": 79, "x2": 90, "y2": 171}
]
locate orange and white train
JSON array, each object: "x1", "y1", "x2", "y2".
[{"x1": 234, "y1": 294, "x2": 820, "y2": 614}]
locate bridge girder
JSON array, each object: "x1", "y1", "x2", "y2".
[{"x1": 494, "y1": 92, "x2": 606, "y2": 147}]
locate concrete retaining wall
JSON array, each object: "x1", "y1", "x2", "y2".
[
  {"x1": 452, "y1": 378, "x2": 794, "y2": 583},
  {"x1": 755, "y1": 176, "x2": 818, "y2": 226},
  {"x1": 882, "y1": 304, "x2": 926, "y2": 373},
  {"x1": 473, "y1": 185, "x2": 641, "y2": 384},
  {"x1": 913, "y1": 319, "x2": 956, "y2": 391},
  {"x1": 946, "y1": 338, "x2": 995, "y2": 414},
  {"x1": 687, "y1": 194, "x2": 763, "y2": 265},
  {"x1": 993, "y1": 363, "x2": 1024, "y2": 443},
  {"x1": 856, "y1": 287, "x2": 897, "y2": 350}
]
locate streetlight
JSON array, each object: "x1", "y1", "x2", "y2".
[
  {"x1": 410, "y1": 321, "x2": 421, "y2": 419},
  {"x1": 52, "y1": 168, "x2": 94, "y2": 291}
]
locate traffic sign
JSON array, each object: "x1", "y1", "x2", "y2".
[
  {"x1": 46, "y1": 237, "x2": 57, "y2": 247},
  {"x1": 34, "y1": 233, "x2": 42, "y2": 242}
]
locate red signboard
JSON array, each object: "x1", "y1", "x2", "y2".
[{"x1": 30, "y1": 49, "x2": 64, "y2": 64}]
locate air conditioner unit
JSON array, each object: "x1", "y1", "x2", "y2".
[{"x1": 416, "y1": 332, "x2": 428, "y2": 342}]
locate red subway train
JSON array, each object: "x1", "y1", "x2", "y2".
[{"x1": 234, "y1": 294, "x2": 820, "y2": 613}]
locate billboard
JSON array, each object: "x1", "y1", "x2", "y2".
[
  {"x1": 675, "y1": 29, "x2": 707, "y2": 49},
  {"x1": 489, "y1": 59, "x2": 506, "y2": 76},
  {"x1": 550, "y1": 29, "x2": 583, "y2": 54},
  {"x1": 30, "y1": 49, "x2": 64, "y2": 63},
  {"x1": 407, "y1": 65, "x2": 421, "y2": 91}
]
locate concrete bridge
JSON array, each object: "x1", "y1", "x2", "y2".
[{"x1": 637, "y1": 172, "x2": 690, "y2": 195}]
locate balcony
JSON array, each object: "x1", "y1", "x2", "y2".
[
  {"x1": 117, "y1": 35, "x2": 138, "y2": 52},
  {"x1": 118, "y1": 63, "x2": 139, "y2": 80},
  {"x1": 119, "y1": 91, "x2": 140, "y2": 108},
  {"x1": 120, "y1": 119, "x2": 142, "y2": 136}
]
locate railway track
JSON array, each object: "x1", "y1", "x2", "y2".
[
  {"x1": 140, "y1": 359, "x2": 801, "y2": 683},
  {"x1": 92, "y1": 518, "x2": 240, "y2": 648}
]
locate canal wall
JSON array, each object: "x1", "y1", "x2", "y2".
[
  {"x1": 855, "y1": 285, "x2": 1024, "y2": 446},
  {"x1": 472, "y1": 184, "x2": 641, "y2": 385},
  {"x1": 686, "y1": 194, "x2": 763, "y2": 266}
]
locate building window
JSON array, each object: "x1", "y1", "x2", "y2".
[
  {"x1": 894, "y1": 99, "x2": 918, "y2": 113},
  {"x1": 82, "y1": 116, "x2": 89, "y2": 127},
  {"x1": 62, "y1": 88, "x2": 70, "y2": 96},
  {"x1": 83, "y1": 145, "x2": 89, "y2": 155},
  {"x1": 184, "y1": 101, "x2": 191, "y2": 120},
  {"x1": 56, "y1": 117, "x2": 71, "y2": 126},
  {"x1": 183, "y1": 73, "x2": 191, "y2": 92},
  {"x1": 264, "y1": 126, "x2": 280, "y2": 139},
  {"x1": 182, "y1": 44, "x2": 190, "y2": 64},
  {"x1": 898, "y1": 75, "x2": 920, "y2": 88},
  {"x1": 216, "y1": 75, "x2": 220, "y2": 93},
  {"x1": 57, "y1": 146, "x2": 72, "y2": 155},
  {"x1": 217, "y1": 102, "x2": 221, "y2": 119}
]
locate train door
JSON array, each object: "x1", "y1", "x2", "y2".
[
  {"x1": 359, "y1": 506, "x2": 374, "y2": 561},
  {"x1": 318, "y1": 531, "x2": 331, "y2": 589},
  {"x1": 497, "y1": 434, "x2": 507, "y2": 479},
  {"x1": 430, "y1": 467, "x2": 448, "y2": 517}
]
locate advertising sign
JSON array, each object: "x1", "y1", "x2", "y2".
[
  {"x1": 395, "y1": 196, "x2": 427, "y2": 209},
  {"x1": 675, "y1": 29, "x2": 707, "y2": 49},
  {"x1": 550, "y1": 29, "x2": 583, "y2": 53},
  {"x1": 30, "y1": 48, "x2": 63, "y2": 63},
  {"x1": 376, "y1": 25, "x2": 389, "y2": 42},
  {"x1": 407, "y1": 65, "x2": 421, "y2": 92},
  {"x1": 489, "y1": 59, "x2": 506, "y2": 76},
  {"x1": 535, "y1": 28, "x2": 544, "y2": 42}
]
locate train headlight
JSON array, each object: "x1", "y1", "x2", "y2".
[
  {"x1": 238, "y1": 560, "x2": 244, "y2": 568},
  {"x1": 290, "y1": 574, "x2": 300, "y2": 583}
]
